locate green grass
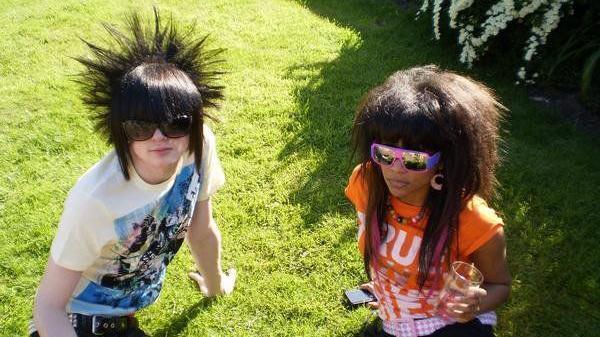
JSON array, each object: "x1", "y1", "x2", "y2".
[{"x1": 1, "y1": 0, "x2": 599, "y2": 336}]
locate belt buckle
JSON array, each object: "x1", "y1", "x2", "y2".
[{"x1": 91, "y1": 315, "x2": 106, "y2": 335}]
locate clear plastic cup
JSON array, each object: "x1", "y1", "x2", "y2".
[{"x1": 437, "y1": 261, "x2": 483, "y2": 318}]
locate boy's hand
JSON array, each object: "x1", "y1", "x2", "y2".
[{"x1": 188, "y1": 268, "x2": 237, "y2": 297}]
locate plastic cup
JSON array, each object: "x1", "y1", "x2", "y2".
[{"x1": 437, "y1": 261, "x2": 483, "y2": 318}]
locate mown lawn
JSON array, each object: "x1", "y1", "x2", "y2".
[{"x1": 0, "y1": 0, "x2": 598, "y2": 336}]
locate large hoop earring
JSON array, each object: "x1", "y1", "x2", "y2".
[{"x1": 430, "y1": 174, "x2": 444, "y2": 191}]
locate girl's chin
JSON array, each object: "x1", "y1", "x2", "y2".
[
  {"x1": 386, "y1": 183, "x2": 409, "y2": 196},
  {"x1": 388, "y1": 188, "x2": 409, "y2": 199}
]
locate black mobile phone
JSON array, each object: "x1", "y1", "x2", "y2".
[{"x1": 344, "y1": 288, "x2": 377, "y2": 307}]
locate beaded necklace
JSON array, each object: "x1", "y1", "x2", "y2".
[{"x1": 386, "y1": 197, "x2": 424, "y2": 225}]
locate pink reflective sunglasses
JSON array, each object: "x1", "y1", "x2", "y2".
[{"x1": 370, "y1": 143, "x2": 441, "y2": 172}]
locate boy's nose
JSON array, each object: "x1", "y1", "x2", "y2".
[{"x1": 151, "y1": 128, "x2": 167, "y2": 140}]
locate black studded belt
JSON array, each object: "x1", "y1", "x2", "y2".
[{"x1": 69, "y1": 313, "x2": 134, "y2": 336}]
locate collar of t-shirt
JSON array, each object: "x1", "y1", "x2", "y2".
[{"x1": 389, "y1": 196, "x2": 425, "y2": 228}]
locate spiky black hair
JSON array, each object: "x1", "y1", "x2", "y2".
[{"x1": 74, "y1": 8, "x2": 224, "y2": 179}]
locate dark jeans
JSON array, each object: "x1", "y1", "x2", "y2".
[{"x1": 378, "y1": 318, "x2": 495, "y2": 337}]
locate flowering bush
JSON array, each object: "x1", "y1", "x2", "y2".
[{"x1": 418, "y1": 0, "x2": 573, "y2": 84}]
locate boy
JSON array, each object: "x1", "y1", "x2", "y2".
[{"x1": 31, "y1": 9, "x2": 236, "y2": 337}]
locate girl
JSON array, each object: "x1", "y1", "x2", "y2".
[
  {"x1": 32, "y1": 9, "x2": 235, "y2": 337},
  {"x1": 345, "y1": 66, "x2": 511, "y2": 337}
]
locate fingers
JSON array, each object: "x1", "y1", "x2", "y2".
[
  {"x1": 451, "y1": 286, "x2": 485, "y2": 306},
  {"x1": 359, "y1": 281, "x2": 375, "y2": 293},
  {"x1": 444, "y1": 291, "x2": 484, "y2": 322},
  {"x1": 445, "y1": 302, "x2": 478, "y2": 323},
  {"x1": 221, "y1": 268, "x2": 237, "y2": 294},
  {"x1": 226, "y1": 268, "x2": 237, "y2": 281},
  {"x1": 188, "y1": 271, "x2": 209, "y2": 294},
  {"x1": 188, "y1": 269, "x2": 238, "y2": 297},
  {"x1": 187, "y1": 271, "x2": 204, "y2": 286},
  {"x1": 466, "y1": 286, "x2": 487, "y2": 298},
  {"x1": 366, "y1": 301, "x2": 379, "y2": 309},
  {"x1": 359, "y1": 282, "x2": 378, "y2": 309}
]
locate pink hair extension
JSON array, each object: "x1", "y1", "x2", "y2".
[
  {"x1": 425, "y1": 225, "x2": 449, "y2": 298},
  {"x1": 370, "y1": 214, "x2": 382, "y2": 269}
]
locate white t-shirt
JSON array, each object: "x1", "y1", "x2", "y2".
[{"x1": 50, "y1": 125, "x2": 225, "y2": 316}]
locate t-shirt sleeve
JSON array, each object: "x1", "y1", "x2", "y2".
[
  {"x1": 50, "y1": 190, "x2": 109, "y2": 271},
  {"x1": 457, "y1": 197, "x2": 504, "y2": 258},
  {"x1": 345, "y1": 165, "x2": 368, "y2": 213},
  {"x1": 345, "y1": 165, "x2": 368, "y2": 254},
  {"x1": 197, "y1": 125, "x2": 225, "y2": 201}
]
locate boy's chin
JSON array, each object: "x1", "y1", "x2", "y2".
[{"x1": 146, "y1": 156, "x2": 181, "y2": 170}]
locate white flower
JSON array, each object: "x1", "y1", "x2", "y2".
[
  {"x1": 449, "y1": 0, "x2": 475, "y2": 28},
  {"x1": 432, "y1": 0, "x2": 445, "y2": 40},
  {"x1": 517, "y1": 67, "x2": 526, "y2": 80},
  {"x1": 419, "y1": 0, "x2": 571, "y2": 81},
  {"x1": 418, "y1": 0, "x2": 430, "y2": 15}
]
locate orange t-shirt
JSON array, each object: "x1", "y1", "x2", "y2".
[{"x1": 345, "y1": 165, "x2": 503, "y2": 321}]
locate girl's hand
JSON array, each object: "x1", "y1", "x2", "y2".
[
  {"x1": 359, "y1": 281, "x2": 379, "y2": 309},
  {"x1": 188, "y1": 268, "x2": 237, "y2": 297},
  {"x1": 442, "y1": 286, "x2": 487, "y2": 323}
]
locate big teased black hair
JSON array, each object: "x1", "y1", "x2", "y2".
[
  {"x1": 352, "y1": 65, "x2": 505, "y2": 290},
  {"x1": 75, "y1": 8, "x2": 224, "y2": 179}
]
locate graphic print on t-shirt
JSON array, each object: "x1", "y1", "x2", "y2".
[
  {"x1": 71, "y1": 164, "x2": 200, "y2": 313},
  {"x1": 345, "y1": 165, "x2": 503, "y2": 321}
]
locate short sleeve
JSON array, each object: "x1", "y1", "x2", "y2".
[
  {"x1": 345, "y1": 165, "x2": 369, "y2": 254},
  {"x1": 197, "y1": 126, "x2": 225, "y2": 201},
  {"x1": 457, "y1": 197, "x2": 504, "y2": 258},
  {"x1": 50, "y1": 190, "x2": 109, "y2": 271},
  {"x1": 345, "y1": 165, "x2": 368, "y2": 213}
]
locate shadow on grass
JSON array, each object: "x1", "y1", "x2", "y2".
[
  {"x1": 282, "y1": 1, "x2": 600, "y2": 336},
  {"x1": 280, "y1": 0, "x2": 458, "y2": 229},
  {"x1": 150, "y1": 297, "x2": 216, "y2": 337},
  {"x1": 351, "y1": 315, "x2": 386, "y2": 337}
]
